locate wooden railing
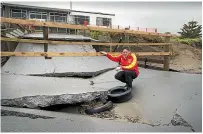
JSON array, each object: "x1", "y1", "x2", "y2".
[
  {"x1": 1, "y1": 17, "x2": 172, "y2": 36},
  {"x1": 1, "y1": 17, "x2": 173, "y2": 71}
]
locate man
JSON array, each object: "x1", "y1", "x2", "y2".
[
  {"x1": 84, "y1": 20, "x2": 88, "y2": 26},
  {"x1": 100, "y1": 48, "x2": 139, "y2": 89}
]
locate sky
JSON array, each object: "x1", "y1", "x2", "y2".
[{"x1": 5, "y1": 1, "x2": 202, "y2": 34}]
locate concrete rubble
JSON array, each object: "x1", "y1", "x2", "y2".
[{"x1": 1, "y1": 33, "x2": 202, "y2": 132}]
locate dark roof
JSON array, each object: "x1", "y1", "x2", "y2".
[{"x1": 1, "y1": 3, "x2": 115, "y2": 16}]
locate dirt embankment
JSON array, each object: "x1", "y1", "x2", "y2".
[
  {"x1": 142, "y1": 43, "x2": 202, "y2": 74},
  {"x1": 170, "y1": 43, "x2": 202, "y2": 73}
]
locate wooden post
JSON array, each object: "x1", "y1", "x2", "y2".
[
  {"x1": 84, "y1": 29, "x2": 86, "y2": 36},
  {"x1": 43, "y1": 26, "x2": 51, "y2": 59},
  {"x1": 110, "y1": 33, "x2": 112, "y2": 52},
  {"x1": 125, "y1": 33, "x2": 127, "y2": 43},
  {"x1": 118, "y1": 25, "x2": 119, "y2": 29},
  {"x1": 4, "y1": 6, "x2": 10, "y2": 18},
  {"x1": 163, "y1": 36, "x2": 170, "y2": 71},
  {"x1": 4, "y1": 6, "x2": 10, "y2": 28}
]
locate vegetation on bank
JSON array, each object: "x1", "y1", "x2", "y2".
[
  {"x1": 171, "y1": 20, "x2": 202, "y2": 47},
  {"x1": 89, "y1": 20, "x2": 202, "y2": 48},
  {"x1": 170, "y1": 37, "x2": 201, "y2": 46},
  {"x1": 178, "y1": 20, "x2": 202, "y2": 38}
]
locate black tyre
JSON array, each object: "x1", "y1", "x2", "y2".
[
  {"x1": 85, "y1": 101, "x2": 113, "y2": 115},
  {"x1": 107, "y1": 86, "x2": 132, "y2": 103},
  {"x1": 109, "y1": 93, "x2": 133, "y2": 103}
]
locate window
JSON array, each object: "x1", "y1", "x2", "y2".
[
  {"x1": 58, "y1": 28, "x2": 66, "y2": 33},
  {"x1": 10, "y1": 9, "x2": 27, "y2": 19},
  {"x1": 73, "y1": 15, "x2": 90, "y2": 25},
  {"x1": 96, "y1": 17, "x2": 112, "y2": 27},
  {"x1": 35, "y1": 26, "x2": 42, "y2": 30},
  {"x1": 49, "y1": 13, "x2": 67, "y2": 33},
  {"x1": 29, "y1": 11, "x2": 47, "y2": 20},
  {"x1": 49, "y1": 28, "x2": 57, "y2": 33},
  {"x1": 49, "y1": 12, "x2": 67, "y2": 23}
]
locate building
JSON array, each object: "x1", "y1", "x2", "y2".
[{"x1": 1, "y1": 3, "x2": 115, "y2": 33}]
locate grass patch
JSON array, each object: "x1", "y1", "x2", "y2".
[{"x1": 171, "y1": 37, "x2": 201, "y2": 45}]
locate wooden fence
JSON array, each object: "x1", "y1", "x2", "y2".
[{"x1": 1, "y1": 17, "x2": 173, "y2": 71}]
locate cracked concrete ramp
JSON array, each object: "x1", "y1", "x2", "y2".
[
  {"x1": 1, "y1": 67, "x2": 202, "y2": 132},
  {"x1": 1, "y1": 73, "x2": 117, "y2": 108},
  {"x1": 1, "y1": 71, "x2": 122, "y2": 99},
  {"x1": 1, "y1": 116, "x2": 192, "y2": 132},
  {"x1": 1, "y1": 68, "x2": 122, "y2": 108},
  {"x1": 1, "y1": 33, "x2": 202, "y2": 132},
  {"x1": 1, "y1": 107, "x2": 192, "y2": 132},
  {"x1": 87, "y1": 68, "x2": 202, "y2": 132},
  {"x1": 1, "y1": 33, "x2": 117, "y2": 75},
  {"x1": 1, "y1": 33, "x2": 118, "y2": 108}
]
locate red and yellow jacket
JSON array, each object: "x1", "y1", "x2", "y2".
[{"x1": 106, "y1": 53, "x2": 139, "y2": 76}]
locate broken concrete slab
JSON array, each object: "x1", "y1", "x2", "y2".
[
  {"x1": 16, "y1": 29, "x2": 25, "y2": 35},
  {"x1": 1, "y1": 32, "x2": 201, "y2": 132},
  {"x1": 1, "y1": 73, "x2": 112, "y2": 108},
  {"x1": 0, "y1": 105, "x2": 194, "y2": 132},
  {"x1": 87, "y1": 68, "x2": 202, "y2": 131},
  {"x1": 1, "y1": 73, "x2": 121, "y2": 99},
  {"x1": 132, "y1": 71, "x2": 202, "y2": 131},
  {"x1": 1, "y1": 42, "x2": 117, "y2": 75},
  {"x1": 5, "y1": 33, "x2": 15, "y2": 38},
  {"x1": 1, "y1": 106, "x2": 81, "y2": 119},
  {"x1": 1, "y1": 110, "x2": 54, "y2": 119},
  {"x1": 22, "y1": 33, "x2": 100, "y2": 42},
  {"x1": 1, "y1": 114, "x2": 192, "y2": 132},
  {"x1": 12, "y1": 30, "x2": 23, "y2": 36},
  {"x1": 1, "y1": 68, "x2": 201, "y2": 132},
  {"x1": 1, "y1": 33, "x2": 117, "y2": 75},
  {"x1": 175, "y1": 91, "x2": 202, "y2": 132},
  {"x1": 1, "y1": 91, "x2": 107, "y2": 108},
  {"x1": 9, "y1": 31, "x2": 19, "y2": 37}
]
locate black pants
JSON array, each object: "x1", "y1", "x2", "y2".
[{"x1": 115, "y1": 70, "x2": 137, "y2": 87}]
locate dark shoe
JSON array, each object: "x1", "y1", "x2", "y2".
[
  {"x1": 126, "y1": 86, "x2": 132, "y2": 90},
  {"x1": 125, "y1": 84, "x2": 132, "y2": 90}
]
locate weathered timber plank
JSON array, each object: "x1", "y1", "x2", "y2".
[
  {"x1": 1, "y1": 17, "x2": 173, "y2": 37},
  {"x1": 1, "y1": 52, "x2": 172, "y2": 57},
  {"x1": 0, "y1": 37, "x2": 171, "y2": 46}
]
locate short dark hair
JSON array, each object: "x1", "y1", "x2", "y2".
[{"x1": 122, "y1": 47, "x2": 131, "y2": 51}]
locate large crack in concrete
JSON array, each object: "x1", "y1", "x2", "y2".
[
  {"x1": 171, "y1": 113, "x2": 196, "y2": 132},
  {"x1": 1, "y1": 110, "x2": 54, "y2": 119},
  {"x1": 1, "y1": 91, "x2": 108, "y2": 109},
  {"x1": 27, "y1": 68, "x2": 115, "y2": 78}
]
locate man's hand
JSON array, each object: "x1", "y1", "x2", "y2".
[
  {"x1": 115, "y1": 66, "x2": 121, "y2": 71},
  {"x1": 100, "y1": 51, "x2": 107, "y2": 56}
]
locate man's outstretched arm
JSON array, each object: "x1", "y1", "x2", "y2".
[{"x1": 100, "y1": 51, "x2": 121, "y2": 62}]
